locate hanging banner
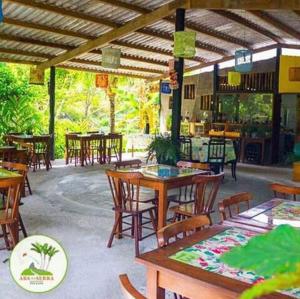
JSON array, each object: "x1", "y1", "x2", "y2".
[
  {"x1": 29, "y1": 67, "x2": 45, "y2": 85},
  {"x1": 168, "y1": 59, "x2": 178, "y2": 90},
  {"x1": 161, "y1": 82, "x2": 171, "y2": 94},
  {"x1": 279, "y1": 55, "x2": 300, "y2": 93},
  {"x1": 228, "y1": 71, "x2": 241, "y2": 86},
  {"x1": 95, "y1": 73, "x2": 108, "y2": 88},
  {"x1": 102, "y1": 48, "x2": 121, "y2": 69},
  {"x1": 0, "y1": 0, "x2": 3, "y2": 23},
  {"x1": 173, "y1": 31, "x2": 196, "y2": 58},
  {"x1": 235, "y1": 49, "x2": 253, "y2": 73}
]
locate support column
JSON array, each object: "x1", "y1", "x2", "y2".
[
  {"x1": 272, "y1": 47, "x2": 282, "y2": 164},
  {"x1": 212, "y1": 64, "x2": 219, "y2": 122},
  {"x1": 49, "y1": 66, "x2": 55, "y2": 160},
  {"x1": 171, "y1": 8, "x2": 185, "y2": 143}
]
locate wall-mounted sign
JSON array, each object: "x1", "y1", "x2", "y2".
[
  {"x1": 95, "y1": 73, "x2": 108, "y2": 88},
  {"x1": 29, "y1": 67, "x2": 44, "y2": 85},
  {"x1": 279, "y1": 55, "x2": 300, "y2": 93},
  {"x1": 161, "y1": 82, "x2": 171, "y2": 94}
]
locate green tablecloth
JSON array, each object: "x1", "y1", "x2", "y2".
[
  {"x1": 191, "y1": 137, "x2": 236, "y2": 163},
  {"x1": 0, "y1": 168, "x2": 21, "y2": 179}
]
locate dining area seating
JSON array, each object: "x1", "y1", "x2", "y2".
[{"x1": 65, "y1": 132, "x2": 123, "y2": 166}]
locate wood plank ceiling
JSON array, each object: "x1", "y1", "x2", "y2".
[{"x1": 1, "y1": 0, "x2": 300, "y2": 80}]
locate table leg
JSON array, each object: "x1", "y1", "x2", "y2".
[
  {"x1": 80, "y1": 139, "x2": 84, "y2": 167},
  {"x1": 147, "y1": 268, "x2": 165, "y2": 299},
  {"x1": 157, "y1": 184, "x2": 167, "y2": 230}
]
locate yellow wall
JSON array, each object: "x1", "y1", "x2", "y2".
[{"x1": 279, "y1": 55, "x2": 300, "y2": 93}]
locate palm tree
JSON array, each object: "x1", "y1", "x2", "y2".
[
  {"x1": 45, "y1": 246, "x2": 59, "y2": 271},
  {"x1": 31, "y1": 242, "x2": 43, "y2": 269}
]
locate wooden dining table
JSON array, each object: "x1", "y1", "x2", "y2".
[
  {"x1": 118, "y1": 165, "x2": 209, "y2": 231},
  {"x1": 227, "y1": 198, "x2": 300, "y2": 229},
  {"x1": 136, "y1": 220, "x2": 298, "y2": 299}
]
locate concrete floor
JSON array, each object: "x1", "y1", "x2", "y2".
[{"x1": 0, "y1": 156, "x2": 296, "y2": 299}]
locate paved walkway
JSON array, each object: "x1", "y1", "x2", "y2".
[{"x1": 0, "y1": 158, "x2": 295, "y2": 299}]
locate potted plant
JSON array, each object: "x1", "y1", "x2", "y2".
[{"x1": 147, "y1": 135, "x2": 179, "y2": 166}]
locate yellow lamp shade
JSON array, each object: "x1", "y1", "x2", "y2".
[
  {"x1": 228, "y1": 71, "x2": 241, "y2": 86},
  {"x1": 29, "y1": 67, "x2": 44, "y2": 85},
  {"x1": 174, "y1": 31, "x2": 196, "y2": 58}
]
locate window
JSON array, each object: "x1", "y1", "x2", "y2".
[{"x1": 184, "y1": 84, "x2": 195, "y2": 99}]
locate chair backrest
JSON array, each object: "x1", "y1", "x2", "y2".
[
  {"x1": 177, "y1": 160, "x2": 210, "y2": 171},
  {"x1": 270, "y1": 183, "x2": 300, "y2": 201},
  {"x1": 114, "y1": 159, "x2": 142, "y2": 170},
  {"x1": 179, "y1": 136, "x2": 192, "y2": 161},
  {"x1": 106, "y1": 170, "x2": 144, "y2": 212},
  {"x1": 0, "y1": 161, "x2": 28, "y2": 179},
  {"x1": 119, "y1": 274, "x2": 146, "y2": 299},
  {"x1": 207, "y1": 137, "x2": 225, "y2": 163},
  {"x1": 0, "y1": 177, "x2": 23, "y2": 220},
  {"x1": 192, "y1": 173, "x2": 223, "y2": 216},
  {"x1": 218, "y1": 192, "x2": 252, "y2": 221},
  {"x1": 157, "y1": 215, "x2": 210, "y2": 247}
]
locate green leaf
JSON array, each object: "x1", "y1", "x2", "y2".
[{"x1": 221, "y1": 225, "x2": 300, "y2": 277}]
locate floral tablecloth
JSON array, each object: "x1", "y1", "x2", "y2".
[
  {"x1": 170, "y1": 227, "x2": 300, "y2": 298},
  {"x1": 191, "y1": 137, "x2": 236, "y2": 163}
]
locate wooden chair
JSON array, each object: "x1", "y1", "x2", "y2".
[
  {"x1": 65, "y1": 134, "x2": 81, "y2": 166},
  {"x1": 31, "y1": 136, "x2": 51, "y2": 171},
  {"x1": 218, "y1": 192, "x2": 252, "y2": 221},
  {"x1": 88, "y1": 134, "x2": 106, "y2": 165},
  {"x1": 119, "y1": 274, "x2": 146, "y2": 299},
  {"x1": 168, "y1": 161, "x2": 211, "y2": 206},
  {"x1": 106, "y1": 170, "x2": 157, "y2": 256},
  {"x1": 114, "y1": 159, "x2": 142, "y2": 170},
  {"x1": 157, "y1": 215, "x2": 210, "y2": 247},
  {"x1": 107, "y1": 133, "x2": 122, "y2": 163},
  {"x1": 0, "y1": 162, "x2": 29, "y2": 237},
  {"x1": 270, "y1": 183, "x2": 300, "y2": 201},
  {"x1": 179, "y1": 136, "x2": 192, "y2": 161},
  {"x1": 0, "y1": 176, "x2": 23, "y2": 249},
  {"x1": 225, "y1": 139, "x2": 240, "y2": 181},
  {"x1": 170, "y1": 173, "x2": 224, "y2": 224}
]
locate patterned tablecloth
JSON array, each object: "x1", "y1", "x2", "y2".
[
  {"x1": 191, "y1": 137, "x2": 236, "y2": 163},
  {"x1": 170, "y1": 227, "x2": 300, "y2": 298},
  {"x1": 252, "y1": 201, "x2": 300, "y2": 227}
]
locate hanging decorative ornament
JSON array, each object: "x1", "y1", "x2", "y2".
[
  {"x1": 101, "y1": 48, "x2": 121, "y2": 69},
  {"x1": 95, "y1": 73, "x2": 108, "y2": 88},
  {"x1": 228, "y1": 71, "x2": 241, "y2": 86},
  {"x1": 29, "y1": 67, "x2": 45, "y2": 85},
  {"x1": 173, "y1": 31, "x2": 196, "y2": 58},
  {"x1": 168, "y1": 59, "x2": 178, "y2": 90},
  {"x1": 235, "y1": 49, "x2": 253, "y2": 73}
]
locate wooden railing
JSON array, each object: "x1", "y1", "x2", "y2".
[{"x1": 217, "y1": 72, "x2": 275, "y2": 93}]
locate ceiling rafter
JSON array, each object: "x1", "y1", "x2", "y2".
[
  {"x1": 0, "y1": 47, "x2": 164, "y2": 74},
  {"x1": 211, "y1": 10, "x2": 283, "y2": 43},
  {"x1": 7, "y1": 0, "x2": 224, "y2": 63},
  {"x1": 98, "y1": 0, "x2": 250, "y2": 48},
  {"x1": 2, "y1": 17, "x2": 205, "y2": 63},
  {"x1": 249, "y1": 10, "x2": 300, "y2": 40}
]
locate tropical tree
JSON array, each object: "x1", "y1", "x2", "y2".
[
  {"x1": 45, "y1": 246, "x2": 59, "y2": 270},
  {"x1": 31, "y1": 242, "x2": 43, "y2": 269}
]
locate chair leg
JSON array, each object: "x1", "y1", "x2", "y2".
[
  {"x1": 134, "y1": 215, "x2": 140, "y2": 257},
  {"x1": 26, "y1": 176, "x2": 32, "y2": 195},
  {"x1": 149, "y1": 209, "x2": 157, "y2": 232},
  {"x1": 1, "y1": 224, "x2": 10, "y2": 250},
  {"x1": 19, "y1": 214, "x2": 28, "y2": 238},
  {"x1": 107, "y1": 213, "x2": 121, "y2": 248}
]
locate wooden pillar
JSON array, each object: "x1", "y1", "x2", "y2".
[
  {"x1": 49, "y1": 66, "x2": 55, "y2": 160},
  {"x1": 212, "y1": 64, "x2": 219, "y2": 122},
  {"x1": 272, "y1": 47, "x2": 282, "y2": 164},
  {"x1": 171, "y1": 8, "x2": 185, "y2": 143}
]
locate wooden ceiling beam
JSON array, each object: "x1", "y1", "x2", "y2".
[
  {"x1": 98, "y1": 0, "x2": 250, "y2": 48},
  {"x1": 249, "y1": 11, "x2": 300, "y2": 40},
  {"x1": 0, "y1": 47, "x2": 165, "y2": 75},
  {"x1": 190, "y1": 0, "x2": 300, "y2": 9},
  {"x1": 36, "y1": 0, "x2": 190, "y2": 69},
  {"x1": 211, "y1": 10, "x2": 283, "y2": 43}
]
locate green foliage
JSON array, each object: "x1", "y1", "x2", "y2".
[
  {"x1": 221, "y1": 225, "x2": 300, "y2": 299},
  {"x1": 147, "y1": 136, "x2": 179, "y2": 166}
]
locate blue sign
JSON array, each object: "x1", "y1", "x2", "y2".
[
  {"x1": 161, "y1": 82, "x2": 171, "y2": 94},
  {"x1": 0, "y1": 0, "x2": 3, "y2": 22},
  {"x1": 235, "y1": 49, "x2": 253, "y2": 73}
]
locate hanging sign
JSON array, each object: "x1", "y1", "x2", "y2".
[
  {"x1": 279, "y1": 55, "x2": 300, "y2": 93},
  {"x1": 228, "y1": 71, "x2": 241, "y2": 86},
  {"x1": 173, "y1": 31, "x2": 196, "y2": 58},
  {"x1": 235, "y1": 49, "x2": 253, "y2": 73},
  {"x1": 102, "y1": 48, "x2": 121, "y2": 69},
  {"x1": 0, "y1": 0, "x2": 3, "y2": 23},
  {"x1": 95, "y1": 73, "x2": 108, "y2": 88},
  {"x1": 161, "y1": 82, "x2": 171, "y2": 94},
  {"x1": 29, "y1": 67, "x2": 44, "y2": 85}
]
